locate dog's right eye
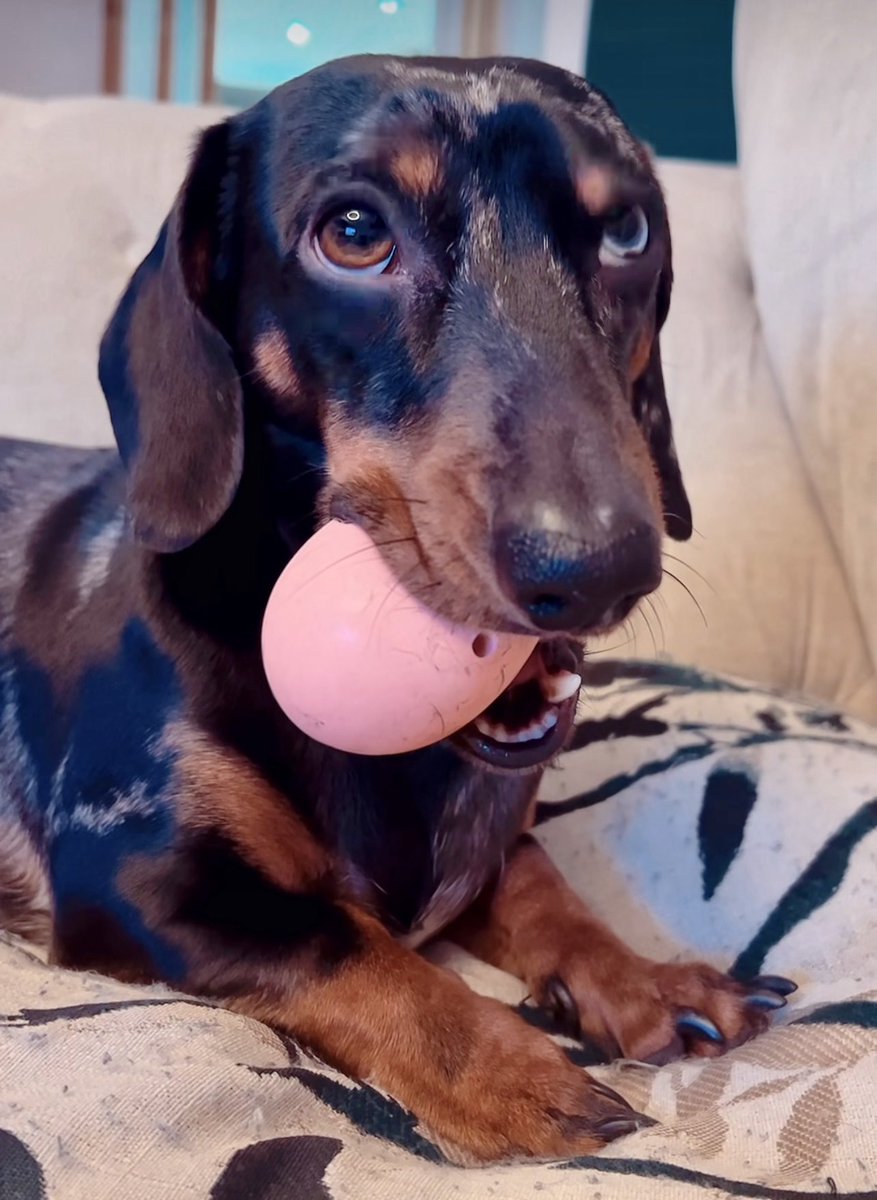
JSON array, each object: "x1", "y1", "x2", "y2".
[
  {"x1": 598, "y1": 204, "x2": 649, "y2": 266},
  {"x1": 315, "y1": 205, "x2": 396, "y2": 275}
]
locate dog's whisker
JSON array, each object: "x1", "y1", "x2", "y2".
[
  {"x1": 629, "y1": 615, "x2": 640, "y2": 656},
  {"x1": 286, "y1": 465, "x2": 325, "y2": 487},
  {"x1": 592, "y1": 617, "x2": 638, "y2": 656},
  {"x1": 643, "y1": 595, "x2": 666, "y2": 655},
  {"x1": 369, "y1": 535, "x2": 418, "y2": 550},
  {"x1": 367, "y1": 559, "x2": 423, "y2": 641},
  {"x1": 636, "y1": 602, "x2": 659, "y2": 658},
  {"x1": 663, "y1": 569, "x2": 708, "y2": 629},
  {"x1": 663, "y1": 512, "x2": 704, "y2": 540},
  {"x1": 661, "y1": 552, "x2": 715, "y2": 594},
  {"x1": 288, "y1": 535, "x2": 419, "y2": 591}
]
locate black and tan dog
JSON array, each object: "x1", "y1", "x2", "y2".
[{"x1": 0, "y1": 56, "x2": 791, "y2": 1163}]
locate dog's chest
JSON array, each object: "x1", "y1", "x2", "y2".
[
  {"x1": 404, "y1": 784, "x2": 529, "y2": 947},
  {"x1": 325, "y1": 752, "x2": 535, "y2": 945}
]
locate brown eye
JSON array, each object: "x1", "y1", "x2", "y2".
[{"x1": 315, "y1": 205, "x2": 396, "y2": 275}]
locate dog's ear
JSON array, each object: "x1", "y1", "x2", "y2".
[
  {"x1": 99, "y1": 121, "x2": 244, "y2": 552},
  {"x1": 632, "y1": 244, "x2": 693, "y2": 541}
]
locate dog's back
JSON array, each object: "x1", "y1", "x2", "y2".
[{"x1": 0, "y1": 437, "x2": 123, "y2": 940}]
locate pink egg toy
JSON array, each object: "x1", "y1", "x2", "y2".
[{"x1": 261, "y1": 519, "x2": 538, "y2": 756}]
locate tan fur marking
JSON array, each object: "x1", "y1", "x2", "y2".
[
  {"x1": 390, "y1": 146, "x2": 444, "y2": 199},
  {"x1": 253, "y1": 329, "x2": 300, "y2": 400},
  {"x1": 576, "y1": 165, "x2": 616, "y2": 216},
  {"x1": 170, "y1": 727, "x2": 329, "y2": 892},
  {"x1": 629, "y1": 324, "x2": 654, "y2": 381},
  {"x1": 322, "y1": 414, "x2": 505, "y2": 631}
]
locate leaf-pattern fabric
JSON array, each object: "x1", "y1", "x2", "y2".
[{"x1": 2, "y1": 661, "x2": 876, "y2": 1197}]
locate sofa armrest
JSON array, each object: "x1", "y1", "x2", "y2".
[
  {"x1": 731, "y1": 0, "x2": 877, "y2": 717},
  {"x1": 625, "y1": 159, "x2": 877, "y2": 719}
]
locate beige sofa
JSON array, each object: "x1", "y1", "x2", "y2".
[{"x1": 2, "y1": 0, "x2": 876, "y2": 721}]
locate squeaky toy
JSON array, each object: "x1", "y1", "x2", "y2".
[{"x1": 261, "y1": 519, "x2": 538, "y2": 756}]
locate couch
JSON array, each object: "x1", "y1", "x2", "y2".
[{"x1": 1, "y1": 2, "x2": 876, "y2": 1196}]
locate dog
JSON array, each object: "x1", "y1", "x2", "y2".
[{"x1": 0, "y1": 55, "x2": 792, "y2": 1164}]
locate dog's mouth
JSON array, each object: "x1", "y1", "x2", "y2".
[{"x1": 452, "y1": 640, "x2": 583, "y2": 771}]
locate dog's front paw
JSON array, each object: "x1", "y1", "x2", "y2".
[
  {"x1": 415, "y1": 996, "x2": 654, "y2": 1163},
  {"x1": 538, "y1": 958, "x2": 796, "y2": 1066}
]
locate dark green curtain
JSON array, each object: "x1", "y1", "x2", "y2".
[{"x1": 585, "y1": 0, "x2": 737, "y2": 163}]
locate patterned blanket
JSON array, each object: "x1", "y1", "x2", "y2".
[{"x1": 2, "y1": 660, "x2": 876, "y2": 1198}]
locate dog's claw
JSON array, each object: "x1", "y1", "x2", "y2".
[
  {"x1": 593, "y1": 1117, "x2": 640, "y2": 1141},
  {"x1": 594, "y1": 1110, "x2": 654, "y2": 1141},
  {"x1": 676, "y1": 1011, "x2": 724, "y2": 1044},
  {"x1": 750, "y1": 975, "x2": 797, "y2": 997},
  {"x1": 745, "y1": 991, "x2": 788, "y2": 1010},
  {"x1": 543, "y1": 974, "x2": 582, "y2": 1039},
  {"x1": 589, "y1": 1079, "x2": 634, "y2": 1111}
]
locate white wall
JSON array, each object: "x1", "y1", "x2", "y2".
[
  {"x1": 540, "y1": 0, "x2": 591, "y2": 75},
  {"x1": 0, "y1": 0, "x2": 104, "y2": 97}
]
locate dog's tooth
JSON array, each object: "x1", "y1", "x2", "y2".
[
  {"x1": 542, "y1": 671, "x2": 582, "y2": 704},
  {"x1": 525, "y1": 712, "x2": 556, "y2": 741},
  {"x1": 475, "y1": 708, "x2": 560, "y2": 746},
  {"x1": 512, "y1": 724, "x2": 541, "y2": 743},
  {"x1": 514, "y1": 714, "x2": 556, "y2": 743},
  {"x1": 476, "y1": 718, "x2": 514, "y2": 743}
]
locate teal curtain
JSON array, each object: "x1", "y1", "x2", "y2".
[{"x1": 585, "y1": 0, "x2": 737, "y2": 163}]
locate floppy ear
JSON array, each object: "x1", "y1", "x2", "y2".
[
  {"x1": 98, "y1": 121, "x2": 244, "y2": 552},
  {"x1": 632, "y1": 247, "x2": 693, "y2": 541}
]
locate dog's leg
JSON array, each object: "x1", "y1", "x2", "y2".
[
  {"x1": 50, "y1": 736, "x2": 649, "y2": 1164},
  {"x1": 216, "y1": 906, "x2": 652, "y2": 1163},
  {"x1": 448, "y1": 835, "x2": 792, "y2": 1065}
]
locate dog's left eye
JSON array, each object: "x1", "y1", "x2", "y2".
[
  {"x1": 599, "y1": 204, "x2": 649, "y2": 265},
  {"x1": 315, "y1": 205, "x2": 396, "y2": 275}
]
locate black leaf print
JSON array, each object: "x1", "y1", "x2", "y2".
[
  {"x1": 0, "y1": 1130, "x2": 47, "y2": 1200},
  {"x1": 211, "y1": 1136, "x2": 342, "y2": 1200},
  {"x1": 698, "y1": 762, "x2": 759, "y2": 900}
]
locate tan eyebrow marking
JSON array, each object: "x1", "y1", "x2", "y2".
[
  {"x1": 390, "y1": 145, "x2": 445, "y2": 199},
  {"x1": 575, "y1": 164, "x2": 616, "y2": 216}
]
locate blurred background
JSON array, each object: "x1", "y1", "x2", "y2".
[{"x1": 0, "y1": 0, "x2": 736, "y2": 161}]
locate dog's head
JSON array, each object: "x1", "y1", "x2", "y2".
[{"x1": 100, "y1": 56, "x2": 691, "y2": 768}]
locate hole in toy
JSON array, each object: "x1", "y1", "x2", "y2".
[{"x1": 472, "y1": 633, "x2": 497, "y2": 658}]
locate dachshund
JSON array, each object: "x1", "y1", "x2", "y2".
[{"x1": 0, "y1": 55, "x2": 792, "y2": 1164}]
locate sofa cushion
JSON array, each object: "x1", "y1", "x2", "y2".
[
  {"x1": 0, "y1": 95, "x2": 229, "y2": 446},
  {"x1": 734, "y1": 0, "x2": 877, "y2": 717},
  {"x1": 2, "y1": 661, "x2": 876, "y2": 1195},
  {"x1": 648, "y1": 160, "x2": 877, "y2": 719}
]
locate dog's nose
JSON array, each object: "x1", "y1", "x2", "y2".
[{"x1": 494, "y1": 517, "x2": 662, "y2": 633}]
